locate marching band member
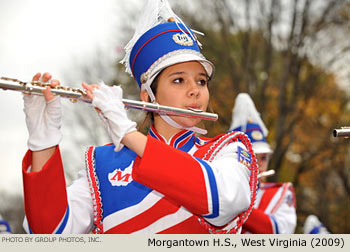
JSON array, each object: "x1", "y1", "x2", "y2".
[
  {"x1": 0, "y1": 214, "x2": 11, "y2": 233},
  {"x1": 230, "y1": 93, "x2": 296, "y2": 234},
  {"x1": 303, "y1": 215, "x2": 330, "y2": 234},
  {"x1": 21, "y1": 0, "x2": 257, "y2": 234}
]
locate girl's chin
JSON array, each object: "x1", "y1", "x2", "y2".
[{"x1": 171, "y1": 116, "x2": 202, "y2": 128}]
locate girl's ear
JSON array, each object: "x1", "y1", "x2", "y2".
[{"x1": 140, "y1": 90, "x2": 149, "y2": 102}]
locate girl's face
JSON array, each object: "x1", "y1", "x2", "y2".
[
  {"x1": 154, "y1": 61, "x2": 210, "y2": 128},
  {"x1": 256, "y1": 153, "x2": 270, "y2": 181}
]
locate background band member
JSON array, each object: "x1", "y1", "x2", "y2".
[
  {"x1": 0, "y1": 214, "x2": 11, "y2": 234},
  {"x1": 230, "y1": 93, "x2": 296, "y2": 234}
]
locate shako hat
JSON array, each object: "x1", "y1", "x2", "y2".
[{"x1": 229, "y1": 93, "x2": 273, "y2": 154}]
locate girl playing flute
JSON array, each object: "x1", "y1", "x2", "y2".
[{"x1": 21, "y1": 0, "x2": 257, "y2": 234}]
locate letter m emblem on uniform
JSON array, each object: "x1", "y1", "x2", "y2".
[{"x1": 108, "y1": 162, "x2": 133, "y2": 186}]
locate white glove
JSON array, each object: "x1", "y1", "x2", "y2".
[
  {"x1": 92, "y1": 82, "x2": 137, "y2": 152},
  {"x1": 23, "y1": 94, "x2": 62, "y2": 151}
]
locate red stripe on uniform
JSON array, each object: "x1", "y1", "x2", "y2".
[
  {"x1": 158, "y1": 216, "x2": 208, "y2": 234},
  {"x1": 271, "y1": 184, "x2": 289, "y2": 214},
  {"x1": 150, "y1": 125, "x2": 166, "y2": 143},
  {"x1": 86, "y1": 146, "x2": 104, "y2": 234},
  {"x1": 104, "y1": 197, "x2": 180, "y2": 233},
  {"x1": 258, "y1": 186, "x2": 280, "y2": 211},
  {"x1": 170, "y1": 129, "x2": 188, "y2": 147}
]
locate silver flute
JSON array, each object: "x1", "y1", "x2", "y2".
[
  {"x1": 333, "y1": 127, "x2": 350, "y2": 138},
  {"x1": 0, "y1": 77, "x2": 218, "y2": 121},
  {"x1": 257, "y1": 170, "x2": 275, "y2": 179}
]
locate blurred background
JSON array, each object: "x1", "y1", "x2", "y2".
[{"x1": 0, "y1": 0, "x2": 349, "y2": 233}]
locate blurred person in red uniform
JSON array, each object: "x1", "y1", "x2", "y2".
[{"x1": 230, "y1": 93, "x2": 296, "y2": 234}]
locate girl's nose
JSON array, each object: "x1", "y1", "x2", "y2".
[{"x1": 187, "y1": 80, "x2": 200, "y2": 97}]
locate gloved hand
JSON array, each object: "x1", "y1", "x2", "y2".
[
  {"x1": 23, "y1": 73, "x2": 62, "y2": 151},
  {"x1": 91, "y1": 82, "x2": 137, "y2": 152}
]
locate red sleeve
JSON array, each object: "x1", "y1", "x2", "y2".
[
  {"x1": 22, "y1": 146, "x2": 68, "y2": 233},
  {"x1": 242, "y1": 208, "x2": 273, "y2": 233},
  {"x1": 132, "y1": 135, "x2": 209, "y2": 215}
]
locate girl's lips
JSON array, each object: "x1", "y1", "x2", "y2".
[
  {"x1": 187, "y1": 106, "x2": 203, "y2": 112},
  {"x1": 186, "y1": 104, "x2": 200, "y2": 109}
]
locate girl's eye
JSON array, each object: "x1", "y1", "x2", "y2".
[
  {"x1": 198, "y1": 79, "x2": 208, "y2": 86},
  {"x1": 173, "y1": 78, "x2": 184, "y2": 84}
]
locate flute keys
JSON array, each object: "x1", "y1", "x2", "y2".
[{"x1": 69, "y1": 99, "x2": 78, "y2": 103}]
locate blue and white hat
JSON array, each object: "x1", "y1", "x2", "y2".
[
  {"x1": 122, "y1": 0, "x2": 214, "y2": 89},
  {"x1": 232, "y1": 122, "x2": 273, "y2": 154},
  {"x1": 230, "y1": 93, "x2": 273, "y2": 154},
  {"x1": 129, "y1": 22, "x2": 214, "y2": 89},
  {"x1": 121, "y1": 0, "x2": 214, "y2": 134}
]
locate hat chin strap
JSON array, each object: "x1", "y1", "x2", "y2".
[
  {"x1": 159, "y1": 113, "x2": 207, "y2": 135},
  {"x1": 141, "y1": 82, "x2": 207, "y2": 135}
]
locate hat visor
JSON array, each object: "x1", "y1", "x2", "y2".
[
  {"x1": 252, "y1": 142, "x2": 273, "y2": 154},
  {"x1": 148, "y1": 52, "x2": 215, "y2": 81}
]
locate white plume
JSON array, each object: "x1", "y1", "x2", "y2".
[
  {"x1": 120, "y1": 0, "x2": 201, "y2": 76},
  {"x1": 229, "y1": 93, "x2": 268, "y2": 136}
]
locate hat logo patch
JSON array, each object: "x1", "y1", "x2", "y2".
[
  {"x1": 172, "y1": 33, "x2": 193, "y2": 46},
  {"x1": 251, "y1": 130, "x2": 263, "y2": 140}
]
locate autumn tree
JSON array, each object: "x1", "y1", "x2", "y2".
[{"x1": 174, "y1": 0, "x2": 350, "y2": 232}]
